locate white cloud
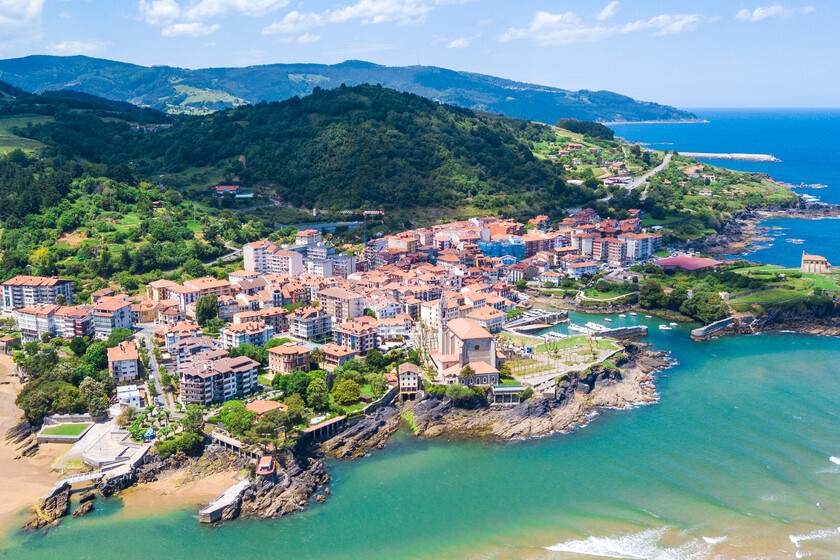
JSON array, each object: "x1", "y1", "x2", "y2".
[
  {"x1": 263, "y1": 0, "x2": 458, "y2": 35},
  {"x1": 447, "y1": 37, "x2": 470, "y2": 48},
  {"x1": 183, "y1": 0, "x2": 288, "y2": 20},
  {"x1": 735, "y1": 4, "x2": 815, "y2": 22},
  {"x1": 500, "y1": 9, "x2": 709, "y2": 46},
  {"x1": 0, "y1": 0, "x2": 45, "y2": 42},
  {"x1": 597, "y1": 1, "x2": 619, "y2": 22},
  {"x1": 139, "y1": 0, "x2": 181, "y2": 24},
  {"x1": 161, "y1": 21, "x2": 221, "y2": 36},
  {"x1": 46, "y1": 39, "x2": 112, "y2": 56}
]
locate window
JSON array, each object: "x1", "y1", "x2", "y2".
[{"x1": 474, "y1": 344, "x2": 480, "y2": 350}]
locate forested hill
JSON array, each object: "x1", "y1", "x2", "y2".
[
  {"x1": 0, "y1": 55, "x2": 695, "y2": 123},
  {"x1": 19, "y1": 84, "x2": 595, "y2": 215}
]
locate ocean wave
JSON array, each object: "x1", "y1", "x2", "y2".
[
  {"x1": 789, "y1": 527, "x2": 840, "y2": 559},
  {"x1": 701, "y1": 536, "x2": 727, "y2": 545},
  {"x1": 546, "y1": 527, "x2": 710, "y2": 559}
]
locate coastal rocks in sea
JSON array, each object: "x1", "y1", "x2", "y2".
[
  {"x1": 98, "y1": 472, "x2": 136, "y2": 497},
  {"x1": 24, "y1": 483, "x2": 70, "y2": 530},
  {"x1": 408, "y1": 345, "x2": 669, "y2": 441},
  {"x1": 239, "y1": 453, "x2": 326, "y2": 520},
  {"x1": 5, "y1": 417, "x2": 33, "y2": 446},
  {"x1": 72, "y1": 498, "x2": 94, "y2": 518},
  {"x1": 319, "y1": 406, "x2": 401, "y2": 459}
]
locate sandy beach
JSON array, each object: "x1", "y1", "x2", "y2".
[
  {"x1": 116, "y1": 470, "x2": 241, "y2": 519},
  {"x1": 0, "y1": 354, "x2": 64, "y2": 534}
]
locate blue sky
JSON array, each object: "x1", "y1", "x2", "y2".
[{"x1": 0, "y1": 1, "x2": 835, "y2": 108}]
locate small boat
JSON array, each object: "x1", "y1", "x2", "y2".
[
  {"x1": 659, "y1": 324, "x2": 672, "y2": 330},
  {"x1": 629, "y1": 312, "x2": 637, "y2": 316},
  {"x1": 669, "y1": 322, "x2": 678, "y2": 327},
  {"x1": 604, "y1": 318, "x2": 612, "y2": 322},
  {"x1": 645, "y1": 315, "x2": 652, "y2": 318},
  {"x1": 619, "y1": 314, "x2": 626, "y2": 318}
]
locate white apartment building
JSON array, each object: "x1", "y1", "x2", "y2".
[
  {"x1": 107, "y1": 340, "x2": 140, "y2": 382},
  {"x1": 2, "y1": 276, "x2": 74, "y2": 312},
  {"x1": 219, "y1": 321, "x2": 274, "y2": 349},
  {"x1": 243, "y1": 241, "x2": 304, "y2": 276}
]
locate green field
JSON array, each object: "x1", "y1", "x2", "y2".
[
  {"x1": 0, "y1": 115, "x2": 50, "y2": 153},
  {"x1": 41, "y1": 423, "x2": 91, "y2": 436}
]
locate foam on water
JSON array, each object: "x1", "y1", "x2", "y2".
[
  {"x1": 788, "y1": 527, "x2": 840, "y2": 559},
  {"x1": 546, "y1": 528, "x2": 708, "y2": 560}
]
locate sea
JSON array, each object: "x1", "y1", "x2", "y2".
[
  {"x1": 4, "y1": 110, "x2": 840, "y2": 560},
  {"x1": 612, "y1": 109, "x2": 840, "y2": 268}
]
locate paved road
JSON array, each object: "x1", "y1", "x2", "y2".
[
  {"x1": 626, "y1": 153, "x2": 672, "y2": 196},
  {"x1": 136, "y1": 323, "x2": 174, "y2": 412}
]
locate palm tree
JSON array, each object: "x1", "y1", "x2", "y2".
[
  {"x1": 311, "y1": 348, "x2": 325, "y2": 366},
  {"x1": 460, "y1": 364, "x2": 476, "y2": 385}
]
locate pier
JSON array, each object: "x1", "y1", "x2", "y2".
[
  {"x1": 199, "y1": 480, "x2": 252, "y2": 523},
  {"x1": 505, "y1": 309, "x2": 568, "y2": 332},
  {"x1": 680, "y1": 152, "x2": 780, "y2": 162}
]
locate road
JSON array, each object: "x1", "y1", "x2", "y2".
[
  {"x1": 136, "y1": 323, "x2": 174, "y2": 412},
  {"x1": 626, "y1": 153, "x2": 672, "y2": 199}
]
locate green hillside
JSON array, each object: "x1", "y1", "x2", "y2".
[
  {"x1": 0, "y1": 55, "x2": 696, "y2": 123},
  {"x1": 18, "y1": 84, "x2": 598, "y2": 218}
]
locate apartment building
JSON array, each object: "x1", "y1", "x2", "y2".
[
  {"x1": 219, "y1": 321, "x2": 274, "y2": 349},
  {"x1": 183, "y1": 277, "x2": 233, "y2": 299},
  {"x1": 107, "y1": 340, "x2": 140, "y2": 382},
  {"x1": 15, "y1": 303, "x2": 61, "y2": 342},
  {"x1": 317, "y1": 287, "x2": 364, "y2": 323},
  {"x1": 243, "y1": 241, "x2": 304, "y2": 276},
  {"x1": 2, "y1": 276, "x2": 74, "y2": 312},
  {"x1": 54, "y1": 305, "x2": 95, "y2": 339},
  {"x1": 178, "y1": 355, "x2": 260, "y2": 406},
  {"x1": 289, "y1": 307, "x2": 332, "y2": 341},
  {"x1": 333, "y1": 318, "x2": 378, "y2": 355},
  {"x1": 92, "y1": 296, "x2": 133, "y2": 340}
]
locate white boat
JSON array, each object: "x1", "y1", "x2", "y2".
[
  {"x1": 669, "y1": 322, "x2": 678, "y2": 327},
  {"x1": 645, "y1": 315, "x2": 652, "y2": 318},
  {"x1": 604, "y1": 318, "x2": 612, "y2": 322},
  {"x1": 659, "y1": 324, "x2": 672, "y2": 330},
  {"x1": 619, "y1": 314, "x2": 626, "y2": 318},
  {"x1": 629, "y1": 312, "x2": 637, "y2": 316}
]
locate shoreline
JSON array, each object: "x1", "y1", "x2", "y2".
[{"x1": 0, "y1": 354, "x2": 67, "y2": 536}]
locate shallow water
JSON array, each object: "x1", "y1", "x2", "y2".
[{"x1": 5, "y1": 316, "x2": 840, "y2": 560}]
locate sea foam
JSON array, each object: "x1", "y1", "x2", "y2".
[{"x1": 546, "y1": 527, "x2": 709, "y2": 559}]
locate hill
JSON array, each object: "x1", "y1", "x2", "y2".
[
  {"x1": 17, "y1": 84, "x2": 596, "y2": 219},
  {"x1": 0, "y1": 55, "x2": 696, "y2": 123}
]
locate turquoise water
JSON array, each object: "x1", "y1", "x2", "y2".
[
  {"x1": 612, "y1": 109, "x2": 840, "y2": 268},
  {"x1": 5, "y1": 314, "x2": 840, "y2": 559}
]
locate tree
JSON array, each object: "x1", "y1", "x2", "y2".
[
  {"x1": 116, "y1": 406, "x2": 135, "y2": 428},
  {"x1": 287, "y1": 370, "x2": 312, "y2": 397},
  {"x1": 368, "y1": 372, "x2": 387, "y2": 397},
  {"x1": 181, "y1": 404, "x2": 205, "y2": 433},
  {"x1": 331, "y1": 378, "x2": 360, "y2": 404},
  {"x1": 183, "y1": 258, "x2": 206, "y2": 278},
  {"x1": 195, "y1": 294, "x2": 218, "y2": 326},
  {"x1": 88, "y1": 396, "x2": 109, "y2": 418},
  {"x1": 459, "y1": 364, "x2": 476, "y2": 382},
  {"x1": 285, "y1": 393, "x2": 306, "y2": 424},
  {"x1": 69, "y1": 336, "x2": 89, "y2": 357},
  {"x1": 639, "y1": 280, "x2": 666, "y2": 309},
  {"x1": 515, "y1": 279, "x2": 528, "y2": 290},
  {"x1": 220, "y1": 400, "x2": 256, "y2": 436},
  {"x1": 84, "y1": 341, "x2": 108, "y2": 370},
  {"x1": 55, "y1": 294, "x2": 66, "y2": 306},
  {"x1": 680, "y1": 291, "x2": 729, "y2": 324},
  {"x1": 364, "y1": 308, "x2": 376, "y2": 318},
  {"x1": 499, "y1": 362, "x2": 513, "y2": 378},
  {"x1": 364, "y1": 349, "x2": 386, "y2": 371},
  {"x1": 306, "y1": 377, "x2": 330, "y2": 411},
  {"x1": 107, "y1": 327, "x2": 133, "y2": 347},
  {"x1": 79, "y1": 377, "x2": 104, "y2": 403}
]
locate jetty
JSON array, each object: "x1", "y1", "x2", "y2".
[
  {"x1": 199, "y1": 480, "x2": 252, "y2": 523},
  {"x1": 679, "y1": 152, "x2": 780, "y2": 162}
]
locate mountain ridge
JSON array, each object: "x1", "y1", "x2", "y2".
[{"x1": 0, "y1": 55, "x2": 695, "y2": 123}]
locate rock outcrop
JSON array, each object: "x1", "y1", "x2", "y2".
[
  {"x1": 319, "y1": 406, "x2": 401, "y2": 459},
  {"x1": 408, "y1": 344, "x2": 669, "y2": 441},
  {"x1": 24, "y1": 483, "x2": 70, "y2": 530},
  {"x1": 239, "y1": 453, "x2": 327, "y2": 519}
]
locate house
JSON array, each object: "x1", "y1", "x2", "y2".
[
  {"x1": 255, "y1": 455, "x2": 276, "y2": 478},
  {"x1": 654, "y1": 256, "x2": 721, "y2": 272},
  {"x1": 183, "y1": 277, "x2": 233, "y2": 299},
  {"x1": 247, "y1": 400, "x2": 287, "y2": 417},
  {"x1": 539, "y1": 271, "x2": 562, "y2": 286},
  {"x1": 699, "y1": 189, "x2": 714, "y2": 196},
  {"x1": 219, "y1": 321, "x2": 274, "y2": 350},
  {"x1": 116, "y1": 384, "x2": 143, "y2": 409},
  {"x1": 321, "y1": 344, "x2": 358, "y2": 371},
  {"x1": 1, "y1": 275, "x2": 74, "y2": 312},
  {"x1": 267, "y1": 343, "x2": 311, "y2": 376},
  {"x1": 398, "y1": 362, "x2": 421, "y2": 400},
  {"x1": 160, "y1": 320, "x2": 202, "y2": 349},
  {"x1": 801, "y1": 253, "x2": 832, "y2": 274},
  {"x1": 295, "y1": 229, "x2": 322, "y2": 246},
  {"x1": 90, "y1": 287, "x2": 115, "y2": 303},
  {"x1": 214, "y1": 185, "x2": 253, "y2": 199},
  {"x1": 108, "y1": 340, "x2": 140, "y2": 382}
]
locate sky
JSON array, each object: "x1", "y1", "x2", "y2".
[{"x1": 0, "y1": 0, "x2": 836, "y2": 108}]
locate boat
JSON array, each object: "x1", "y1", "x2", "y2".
[
  {"x1": 629, "y1": 312, "x2": 637, "y2": 316},
  {"x1": 669, "y1": 322, "x2": 678, "y2": 326},
  {"x1": 619, "y1": 314, "x2": 626, "y2": 318},
  {"x1": 659, "y1": 324, "x2": 672, "y2": 330},
  {"x1": 604, "y1": 318, "x2": 612, "y2": 322},
  {"x1": 645, "y1": 315, "x2": 652, "y2": 318}
]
